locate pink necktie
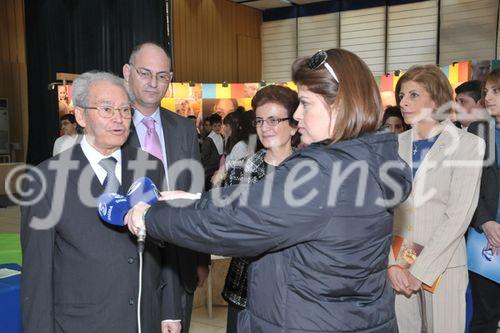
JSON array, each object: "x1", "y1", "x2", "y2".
[{"x1": 142, "y1": 117, "x2": 164, "y2": 162}]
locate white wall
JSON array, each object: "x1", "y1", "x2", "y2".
[
  {"x1": 262, "y1": 18, "x2": 297, "y2": 82},
  {"x1": 387, "y1": 1, "x2": 438, "y2": 72},
  {"x1": 440, "y1": 0, "x2": 498, "y2": 65},
  {"x1": 298, "y1": 12, "x2": 339, "y2": 57},
  {"x1": 340, "y1": 6, "x2": 386, "y2": 75}
]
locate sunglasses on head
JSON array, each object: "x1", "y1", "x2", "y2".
[{"x1": 307, "y1": 50, "x2": 340, "y2": 84}]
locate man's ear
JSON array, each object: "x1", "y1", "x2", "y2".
[
  {"x1": 74, "y1": 107, "x2": 87, "y2": 128},
  {"x1": 123, "y1": 63, "x2": 131, "y2": 82}
]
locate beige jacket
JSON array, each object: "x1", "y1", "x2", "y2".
[{"x1": 391, "y1": 120, "x2": 485, "y2": 286}]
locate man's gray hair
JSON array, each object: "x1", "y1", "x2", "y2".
[{"x1": 72, "y1": 71, "x2": 131, "y2": 107}]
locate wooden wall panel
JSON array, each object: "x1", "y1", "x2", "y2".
[
  {"x1": 172, "y1": 0, "x2": 262, "y2": 83},
  {"x1": 237, "y1": 35, "x2": 261, "y2": 82},
  {"x1": 0, "y1": 0, "x2": 28, "y2": 162}
]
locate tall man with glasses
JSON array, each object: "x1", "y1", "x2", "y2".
[
  {"x1": 21, "y1": 71, "x2": 166, "y2": 332},
  {"x1": 123, "y1": 42, "x2": 210, "y2": 333}
]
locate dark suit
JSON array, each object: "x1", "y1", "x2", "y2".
[
  {"x1": 468, "y1": 120, "x2": 500, "y2": 333},
  {"x1": 124, "y1": 108, "x2": 210, "y2": 330},
  {"x1": 21, "y1": 144, "x2": 165, "y2": 333}
]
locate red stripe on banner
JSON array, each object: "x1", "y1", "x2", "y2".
[
  {"x1": 458, "y1": 61, "x2": 470, "y2": 82},
  {"x1": 380, "y1": 74, "x2": 393, "y2": 92}
]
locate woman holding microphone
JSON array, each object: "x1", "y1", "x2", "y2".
[{"x1": 126, "y1": 48, "x2": 412, "y2": 333}]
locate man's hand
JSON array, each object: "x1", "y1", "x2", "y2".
[
  {"x1": 196, "y1": 265, "x2": 209, "y2": 288},
  {"x1": 387, "y1": 266, "x2": 411, "y2": 296},
  {"x1": 124, "y1": 201, "x2": 150, "y2": 236},
  {"x1": 483, "y1": 221, "x2": 500, "y2": 247},
  {"x1": 161, "y1": 321, "x2": 181, "y2": 333}
]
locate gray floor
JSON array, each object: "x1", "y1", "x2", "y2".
[
  {"x1": 3, "y1": 206, "x2": 499, "y2": 333},
  {"x1": 0, "y1": 206, "x2": 229, "y2": 332}
]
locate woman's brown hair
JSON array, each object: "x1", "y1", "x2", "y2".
[
  {"x1": 395, "y1": 65, "x2": 453, "y2": 121},
  {"x1": 292, "y1": 48, "x2": 382, "y2": 143}
]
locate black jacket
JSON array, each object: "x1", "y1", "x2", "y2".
[
  {"x1": 21, "y1": 145, "x2": 165, "y2": 333},
  {"x1": 468, "y1": 120, "x2": 499, "y2": 230},
  {"x1": 123, "y1": 108, "x2": 210, "y2": 320},
  {"x1": 145, "y1": 131, "x2": 412, "y2": 333}
]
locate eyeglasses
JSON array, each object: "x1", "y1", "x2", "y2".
[
  {"x1": 252, "y1": 117, "x2": 290, "y2": 127},
  {"x1": 129, "y1": 64, "x2": 173, "y2": 84},
  {"x1": 81, "y1": 105, "x2": 133, "y2": 119},
  {"x1": 308, "y1": 50, "x2": 339, "y2": 83}
]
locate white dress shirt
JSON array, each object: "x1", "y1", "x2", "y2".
[
  {"x1": 207, "y1": 130, "x2": 224, "y2": 155},
  {"x1": 80, "y1": 135, "x2": 122, "y2": 185}
]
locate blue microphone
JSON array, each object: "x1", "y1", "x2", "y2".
[
  {"x1": 97, "y1": 193, "x2": 130, "y2": 226},
  {"x1": 127, "y1": 177, "x2": 160, "y2": 207},
  {"x1": 97, "y1": 177, "x2": 160, "y2": 253}
]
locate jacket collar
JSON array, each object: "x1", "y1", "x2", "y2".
[{"x1": 400, "y1": 119, "x2": 459, "y2": 183}]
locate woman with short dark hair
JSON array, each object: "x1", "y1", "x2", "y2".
[{"x1": 222, "y1": 85, "x2": 299, "y2": 333}]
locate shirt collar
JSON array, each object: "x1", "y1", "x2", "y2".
[
  {"x1": 133, "y1": 107, "x2": 161, "y2": 128},
  {"x1": 80, "y1": 135, "x2": 122, "y2": 166}
]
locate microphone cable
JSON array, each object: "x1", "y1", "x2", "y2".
[
  {"x1": 137, "y1": 250, "x2": 144, "y2": 333},
  {"x1": 137, "y1": 228, "x2": 146, "y2": 333}
]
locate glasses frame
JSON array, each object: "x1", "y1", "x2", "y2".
[
  {"x1": 80, "y1": 105, "x2": 133, "y2": 119},
  {"x1": 252, "y1": 117, "x2": 290, "y2": 128},
  {"x1": 129, "y1": 63, "x2": 173, "y2": 84},
  {"x1": 307, "y1": 50, "x2": 340, "y2": 84}
]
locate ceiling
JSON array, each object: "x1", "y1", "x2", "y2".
[{"x1": 231, "y1": 0, "x2": 331, "y2": 11}]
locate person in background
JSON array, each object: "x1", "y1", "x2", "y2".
[
  {"x1": 52, "y1": 113, "x2": 81, "y2": 156},
  {"x1": 221, "y1": 85, "x2": 299, "y2": 333},
  {"x1": 211, "y1": 111, "x2": 252, "y2": 187},
  {"x1": 467, "y1": 68, "x2": 500, "y2": 333},
  {"x1": 389, "y1": 65, "x2": 485, "y2": 333},
  {"x1": 455, "y1": 80, "x2": 487, "y2": 130},
  {"x1": 201, "y1": 113, "x2": 223, "y2": 190},
  {"x1": 382, "y1": 106, "x2": 409, "y2": 134},
  {"x1": 200, "y1": 116, "x2": 212, "y2": 138},
  {"x1": 125, "y1": 48, "x2": 412, "y2": 333},
  {"x1": 235, "y1": 105, "x2": 246, "y2": 114}
]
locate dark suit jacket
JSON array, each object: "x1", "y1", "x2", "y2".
[
  {"x1": 468, "y1": 120, "x2": 499, "y2": 230},
  {"x1": 124, "y1": 108, "x2": 210, "y2": 319},
  {"x1": 21, "y1": 144, "x2": 165, "y2": 333},
  {"x1": 200, "y1": 136, "x2": 222, "y2": 190}
]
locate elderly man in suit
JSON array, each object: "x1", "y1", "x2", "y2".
[
  {"x1": 123, "y1": 42, "x2": 210, "y2": 333},
  {"x1": 21, "y1": 71, "x2": 166, "y2": 332}
]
